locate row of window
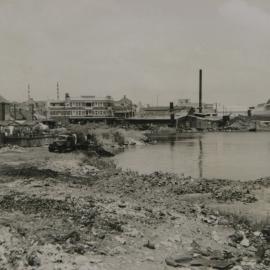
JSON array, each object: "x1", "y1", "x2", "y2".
[
  {"x1": 50, "y1": 110, "x2": 111, "y2": 117},
  {"x1": 65, "y1": 102, "x2": 113, "y2": 108}
]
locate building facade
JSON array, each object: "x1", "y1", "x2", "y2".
[
  {"x1": 140, "y1": 101, "x2": 217, "y2": 119},
  {"x1": 0, "y1": 95, "x2": 11, "y2": 121},
  {"x1": 113, "y1": 95, "x2": 136, "y2": 118},
  {"x1": 47, "y1": 93, "x2": 135, "y2": 122}
]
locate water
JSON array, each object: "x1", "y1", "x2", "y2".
[{"x1": 115, "y1": 132, "x2": 270, "y2": 180}]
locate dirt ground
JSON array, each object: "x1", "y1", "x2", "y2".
[{"x1": 0, "y1": 146, "x2": 269, "y2": 270}]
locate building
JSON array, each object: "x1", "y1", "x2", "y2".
[
  {"x1": 177, "y1": 99, "x2": 217, "y2": 116},
  {"x1": 250, "y1": 99, "x2": 270, "y2": 120},
  {"x1": 9, "y1": 99, "x2": 48, "y2": 121},
  {"x1": 140, "y1": 106, "x2": 177, "y2": 118},
  {"x1": 47, "y1": 93, "x2": 135, "y2": 122},
  {"x1": 140, "y1": 100, "x2": 217, "y2": 119},
  {"x1": 216, "y1": 104, "x2": 248, "y2": 118},
  {"x1": 0, "y1": 95, "x2": 11, "y2": 121},
  {"x1": 176, "y1": 115, "x2": 221, "y2": 131},
  {"x1": 113, "y1": 95, "x2": 136, "y2": 118}
]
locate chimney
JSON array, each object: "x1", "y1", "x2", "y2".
[
  {"x1": 199, "y1": 69, "x2": 202, "y2": 113},
  {"x1": 170, "y1": 102, "x2": 175, "y2": 122}
]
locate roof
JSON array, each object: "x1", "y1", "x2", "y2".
[
  {"x1": 0, "y1": 95, "x2": 9, "y2": 103},
  {"x1": 0, "y1": 120, "x2": 21, "y2": 126},
  {"x1": 144, "y1": 106, "x2": 169, "y2": 111},
  {"x1": 69, "y1": 96, "x2": 114, "y2": 102},
  {"x1": 115, "y1": 96, "x2": 133, "y2": 105},
  {"x1": 19, "y1": 120, "x2": 39, "y2": 126}
]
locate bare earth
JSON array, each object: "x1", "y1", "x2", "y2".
[{"x1": 0, "y1": 146, "x2": 269, "y2": 270}]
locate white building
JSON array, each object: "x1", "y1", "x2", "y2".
[
  {"x1": 47, "y1": 94, "x2": 114, "y2": 121},
  {"x1": 47, "y1": 93, "x2": 136, "y2": 122}
]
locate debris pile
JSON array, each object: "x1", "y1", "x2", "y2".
[
  {"x1": 0, "y1": 144, "x2": 25, "y2": 153},
  {"x1": 226, "y1": 116, "x2": 255, "y2": 131},
  {"x1": 213, "y1": 186, "x2": 257, "y2": 203},
  {"x1": 0, "y1": 147, "x2": 269, "y2": 269},
  {"x1": 0, "y1": 165, "x2": 59, "y2": 178},
  {"x1": 165, "y1": 248, "x2": 237, "y2": 269}
]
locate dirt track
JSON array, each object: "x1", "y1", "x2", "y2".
[{"x1": 0, "y1": 146, "x2": 269, "y2": 270}]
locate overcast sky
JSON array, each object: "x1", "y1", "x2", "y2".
[{"x1": 0, "y1": 0, "x2": 270, "y2": 106}]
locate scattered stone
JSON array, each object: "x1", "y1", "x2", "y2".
[
  {"x1": 212, "y1": 231, "x2": 220, "y2": 242},
  {"x1": 211, "y1": 259, "x2": 235, "y2": 269},
  {"x1": 73, "y1": 245, "x2": 86, "y2": 255},
  {"x1": 115, "y1": 236, "x2": 126, "y2": 245},
  {"x1": 261, "y1": 225, "x2": 270, "y2": 242},
  {"x1": 27, "y1": 251, "x2": 41, "y2": 267},
  {"x1": 229, "y1": 231, "x2": 244, "y2": 244},
  {"x1": 256, "y1": 245, "x2": 266, "y2": 263},
  {"x1": 118, "y1": 202, "x2": 126, "y2": 208},
  {"x1": 231, "y1": 266, "x2": 243, "y2": 270},
  {"x1": 240, "y1": 238, "x2": 250, "y2": 247},
  {"x1": 143, "y1": 240, "x2": 155, "y2": 250},
  {"x1": 165, "y1": 254, "x2": 193, "y2": 267},
  {"x1": 65, "y1": 231, "x2": 80, "y2": 244}
]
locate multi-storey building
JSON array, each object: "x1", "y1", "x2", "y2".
[
  {"x1": 113, "y1": 95, "x2": 136, "y2": 118},
  {"x1": 47, "y1": 93, "x2": 135, "y2": 122}
]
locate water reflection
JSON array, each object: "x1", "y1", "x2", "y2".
[
  {"x1": 198, "y1": 138, "x2": 203, "y2": 178},
  {"x1": 115, "y1": 133, "x2": 270, "y2": 180}
]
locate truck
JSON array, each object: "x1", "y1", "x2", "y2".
[
  {"x1": 48, "y1": 133, "x2": 79, "y2": 153},
  {"x1": 48, "y1": 132, "x2": 114, "y2": 156}
]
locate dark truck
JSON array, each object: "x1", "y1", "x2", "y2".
[
  {"x1": 48, "y1": 133, "x2": 114, "y2": 156},
  {"x1": 48, "y1": 134, "x2": 79, "y2": 153}
]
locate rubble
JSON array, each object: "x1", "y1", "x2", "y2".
[
  {"x1": 213, "y1": 186, "x2": 257, "y2": 203},
  {"x1": 165, "y1": 249, "x2": 237, "y2": 269},
  {"x1": 27, "y1": 250, "x2": 41, "y2": 267},
  {"x1": 0, "y1": 144, "x2": 25, "y2": 153},
  {"x1": 0, "y1": 147, "x2": 269, "y2": 269}
]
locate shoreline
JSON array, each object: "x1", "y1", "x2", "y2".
[{"x1": 0, "y1": 147, "x2": 269, "y2": 269}]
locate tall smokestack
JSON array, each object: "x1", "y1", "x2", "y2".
[
  {"x1": 170, "y1": 102, "x2": 175, "y2": 122},
  {"x1": 199, "y1": 69, "x2": 202, "y2": 113}
]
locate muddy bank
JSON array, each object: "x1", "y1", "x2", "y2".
[{"x1": 0, "y1": 147, "x2": 269, "y2": 269}]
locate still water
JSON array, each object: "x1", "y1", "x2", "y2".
[{"x1": 115, "y1": 132, "x2": 270, "y2": 180}]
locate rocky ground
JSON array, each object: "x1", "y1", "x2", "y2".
[{"x1": 0, "y1": 146, "x2": 269, "y2": 270}]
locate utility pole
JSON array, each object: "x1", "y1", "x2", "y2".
[
  {"x1": 199, "y1": 69, "x2": 202, "y2": 113},
  {"x1": 14, "y1": 104, "x2": 16, "y2": 120},
  {"x1": 27, "y1": 84, "x2": 31, "y2": 101},
  {"x1": 31, "y1": 103, "x2": 34, "y2": 121},
  {"x1": 57, "y1": 82, "x2": 60, "y2": 100}
]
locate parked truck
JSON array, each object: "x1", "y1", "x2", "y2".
[
  {"x1": 48, "y1": 132, "x2": 114, "y2": 156},
  {"x1": 49, "y1": 133, "x2": 82, "y2": 153}
]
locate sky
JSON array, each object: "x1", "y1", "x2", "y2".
[{"x1": 0, "y1": 0, "x2": 270, "y2": 106}]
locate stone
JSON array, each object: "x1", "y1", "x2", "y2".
[
  {"x1": 240, "y1": 238, "x2": 250, "y2": 247},
  {"x1": 231, "y1": 266, "x2": 243, "y2": 270},
  {"x1": 27, "y1": 251, "x2": 41, "y2": 267},
  {"x1": 229, "y1": 231, "x2": 244, "y2": 243},
  {"x1": 253, "y1": 231, "x2": 261, "y2": 237},
  {"x1": 165, "y1": 254, "x2": 193, "y2": 267},
  {"x1": 212, "y1": 231, "x2": 220, "y2": 242},
  {"x1": 143, "y1": 240, "x2": 155, "y2": 249},
  {"x1": 115, "y1": 236, "x2": 126, "y2": 245},
  {"x1": 211, "y1": 259, "x2": 235, "y2": 269}
]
